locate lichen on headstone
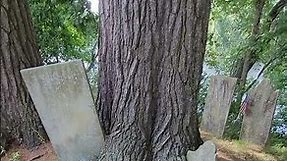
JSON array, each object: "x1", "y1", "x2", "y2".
[
  {"x1": 201, "y1": 75, "x2": 237, "y2": 138},
  {"x1": 21, "y1": 60, "x2": 104, "y2": 161},
  {"x1": 240, "y1": 79, "x2": 278, "y2": 146}
]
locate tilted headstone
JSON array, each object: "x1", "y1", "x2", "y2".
[
  {"x1": 240, "y1": 79, "x2": 278, "y2": 146},
  {"x1": 21, "y1": 60, "x2": 104, "y2": 161},
  {"x1": 201, "y1": 76, "x2": 237, "y2": 137},
  {"x1": 186, "y1": 140, "x2": 217, "y2": 161}
]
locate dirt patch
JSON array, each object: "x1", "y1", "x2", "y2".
[{"x1": 1, "y1": 143, "x2": 57, "y2": 161}]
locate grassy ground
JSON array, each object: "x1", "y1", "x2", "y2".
[
  {"x1": 264, "y1": 144, "x2": 287, "y2": 161},
  {"x1": 202, "y1": 131, "x2": 287, "y2": 161}
]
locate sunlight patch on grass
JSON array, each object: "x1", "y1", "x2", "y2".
[{"x1": 201, "y1": 131, "x2": 278, "y2": 161}]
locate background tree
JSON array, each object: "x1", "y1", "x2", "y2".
[
  {"x1": 28, "y1": 0, "x2": 100, "y2": 90},
  {"x1": 0, "y1": 0, "x2": 47, "y2": 148},
  {"x1": 97, "y1": 0, "x2": 211, "y2": 160},
  {"x1": 28, "y1": 0, "x2": 99, "y2": 66},
  {"x1": 205, "y1": 0, "x2": 287, "y2": 140}
]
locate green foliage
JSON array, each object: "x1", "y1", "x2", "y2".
[
  {"x1": 272, "y1": 105, "x2": 287, "y2": 137},
  {"x1": 29, "y1": 0, "x2": 99, "y2": 63},
  {"x1": 206, "y1": 0, "x2": 255, "y2": 73},
  {"x1": 197, "y1": 74, "x2": 209, "y2": 120},
  {"x1": 265, "y1": 143, "x2": 287, "y2": 161},
  {"x1": 269, "y1": 132, "x2": 287, "y2": 147},
  {"x1": 207, "y1": 0, "x2": 287, "y2": 78},
  {"x1": 206, "y1": 0, "x2": 287, "y2": 144},
  {"x1": 87, "y1": 67, "x2": 98, "y2": 96},
  {"x1": 9, "y1": 151, "x2": 21, "y2": 161}
]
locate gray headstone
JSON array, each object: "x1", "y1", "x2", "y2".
[
  {"x1": 240, "y1": 79, "x2": 278, "y2": 146},
  {"x1": 201, "y1": 76, "x2": 237, "y2": 137},
  {"x1": 21, "y1": 60, "x2": 104, "y2": 161},
  {"x1": 187, "y1": 140, "x2": 216, "y2": 161}
]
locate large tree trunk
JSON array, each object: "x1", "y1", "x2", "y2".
[
  {"x1": 97, "y1": 0, "x2": 211, "y2": 160},
  {"x1": 0, "y1": 0, "x2": 46, "y2": 148}
]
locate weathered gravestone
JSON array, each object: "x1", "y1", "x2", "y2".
[
  {"x1": 21, "y1": 60, "x2": 104, "y2": 161},
  {"x1": 201, "y1": 76, "x2": 237, "y2": 138},
  {"x1": 240, "y1": 79, "x2": 278, "y2": 146},
  {"x1": 186, "y1": 140, "x2": 217, "y2": 161}
]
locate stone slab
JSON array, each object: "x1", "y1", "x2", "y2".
[
  {"x1": 187, "y1": 140, "x2": 216, "y2": 161},
  {"x1": 240, "y1": 79, "x2": 278, "y2": 146},
  {"x1": 21, "y1": 60, "x2": 104, "y2": 161},
  {"x1": 201, "y1": 75, "x2": 237, "y2": 137}
]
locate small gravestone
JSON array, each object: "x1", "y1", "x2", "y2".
[
  {"x1": 187, "y1": 140, "x2": 216, "y2": 161},
  {"x1": 21, "y1": 60, "x2": 104, "y2": 161},
  {"x1": 240, "y1": 79, "x2": 278, "y2": 146},
  {"x1": 201, "y1": 76, "x2": 237, "y2": 137}
]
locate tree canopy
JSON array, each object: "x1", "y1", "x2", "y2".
[{"x1": 29, "y1": 0, "x2": 99, "y2": 64}]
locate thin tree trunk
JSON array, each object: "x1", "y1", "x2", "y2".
[
  {"x1": 226, "y1": 0, "x2": 286, "y2": 139},
  {"x1": 231, "y1": 0, "x2": 287, "y2": 87},
  {"x1": 230, "y1": 0, "x2": 286, "y2": 107},
  {"x1": 229, "y1": 0, "x2": 265, "y2": 114},
  {"x1": 97, "y1": 0, "x2": 211, "y2": 160},
  {"x1": 0, "y1": 0, "x2": 46, "y2": 148},
  {"x1": 231, "y1": 0, "x2": 265, "y2": 84}
]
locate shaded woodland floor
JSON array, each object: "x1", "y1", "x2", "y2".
[
  {"x1": 1, "y1": 143, "x2": 56, "y2": 161},
  {"x1": 1, "y1": 132, "x2": 283, "y2": 161}
]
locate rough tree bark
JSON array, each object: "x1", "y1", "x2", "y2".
[
  {"x1": 97, "y1": 0, "x2": 211, "y2": 160},
  {"x1": 0, "y1": 0, "x2": 46, "y2": 148}
]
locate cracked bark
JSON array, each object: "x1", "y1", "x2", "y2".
[
  {"x1": 0, "y1": 0, "x2": 46, "y2": 148},
  {"x1": 97, "y1": 0, "x2": 211, "y2": 160}
]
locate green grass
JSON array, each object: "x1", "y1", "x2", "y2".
[
  {"x1": 265, "y1": 144, "x2": 287, "y2": 161},
  {"x1": 9, "y1": 151, "x2": 21, "y2": 161},
  {"x1": 232, "y1": 140, "x2": 249, "y2": 150},
  {"x1": 202, "y1": 131, "x2": 279, "y2": 161}
]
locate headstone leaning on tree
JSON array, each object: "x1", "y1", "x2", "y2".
[
  {"x1": 21, "y1": 60, "x2": 104, "y2": 161},
  {"x1": 240, "y1": 79, "x2": 278, "y2": 146},
  {"x1": 201, "y1": 75, "x2": 237, "y2": 138}
]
